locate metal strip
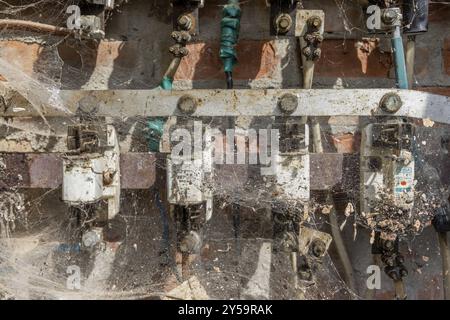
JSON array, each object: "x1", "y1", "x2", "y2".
[{"x1": 1, "y1": 89, "x2": 449, "y2": 124}]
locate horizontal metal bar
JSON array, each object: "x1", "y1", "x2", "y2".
[
  {"x1": 0, "y1": 153, "x2": 354, "y2": 190},
  {"x1": 1, "y1": 89, "x2": 449, "y2": 124}
]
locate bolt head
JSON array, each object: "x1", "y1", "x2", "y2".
[
  {"x1": 311, "y1": 239, "x2": 326, "y2": 257},
  {"x1": 382, "y1": 9, "x2": 397, "y2": 25},
  {"x1": 274, "y1": 14, "x2": 292, "y2": 34},
  {"x1": 380, "y1": 93, "x2": 403, "y2": 113},
  {"x1": 313, "y1": 48, "x2": 322, "y2": 59},
  {"x1": 177, "y1": 14, "x2": 192, "y2": 30},
  {"x1": 308, "y1": 16, "x2": 322, "y2": 29},
  {"x1": 177, "y1": 95, "x2": 198, "y2": 114},
  {"x1": 302, "y1": 46, "x2": 312, "y2": 58},
  {"x1": 278, "y1": 93, "x2": 298, "y2": 114}
]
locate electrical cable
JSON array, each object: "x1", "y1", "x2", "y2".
[{"x1": 0, "y1": 19, "x2": 73, "y2": 36}]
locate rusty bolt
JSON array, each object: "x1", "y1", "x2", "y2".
[
  {"x1": 169, "y1": 44, "x2": 189, "y2": 57},
  {"x1": 311, "y1": 239, "x2": 326, "y2": 257},
  {"x1": 304, "y1": 34, "x2": 315, "y2": 43},
  {"x1": 382, "y1": 9, "x2": 397, "y2": 25},
  {"x1": 278, "y1": 93, "x2": 298, "y2": 114},
  {"x1": 177, "y1": 14, "x2": 193, "y2": 31},
  {"x1": 380, "y1": 93, "x2": 403, "y2": 113},
  {"x1": 274, "y1": 13, "x2": 292, "y2": 34},
  {"x1": 400, "y1": 268, "x2": 408, "y2": 278},
  {"x1": 302, "y1": 46, "x2": 312, "y2": 58},
  {"x1": 308, "y1": 16, "x2": 322, "y2": 29},
  {"x1": 178, "y1": 94, "x2": 198, "y2": 114},
  {"x1": 313, "y1": 48, "x2": 322, "y2": 59},
  {"x1": 103, "y1": 170, "x2": 114, "y2": 186}
]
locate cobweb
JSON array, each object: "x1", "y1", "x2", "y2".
[{"x1": 0, "y1": 0, "x2": 449, "y2": 301}]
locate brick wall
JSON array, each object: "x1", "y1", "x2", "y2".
[{"x1": 0, "y1": 0, "x2": 449, "y2": 95}]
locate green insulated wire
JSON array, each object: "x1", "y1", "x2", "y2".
[
  {"x1": 147, "y1": 117, "x2": 166, "y2": 152},
  {"x1": 220, "y1": 0, "x2": 241, "y2": 88},
  {"x1": 160, "y1": 76, "x2": 173, "y2": 90}
]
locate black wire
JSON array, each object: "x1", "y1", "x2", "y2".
[{"x1": 225, "y1": 71, "x2": 233, "y2": 89}]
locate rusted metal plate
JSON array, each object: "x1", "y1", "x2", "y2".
[{"x1": 1, "y1": 152, "x2": 350, "y2": 190}]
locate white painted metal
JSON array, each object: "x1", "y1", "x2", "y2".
[
  {"x1": 62, "y1": 156, "x2": 105, "y2": 204},
  {"x1": 167, "y1": 157, "x2": 205, "y2": 205},
  {"x1": 62, "y1": 125, "x2": 121, "y2": 218},
  {"x1": 104, "y1": 124, "x2": 121, "y2": 219},
  {"x1": 3, "y1": 89, "x2": 449, "y2": 124}
]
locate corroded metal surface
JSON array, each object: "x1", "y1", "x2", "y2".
[{"x1": 0, "y1": 89, "x2": 449, "y2": 124}]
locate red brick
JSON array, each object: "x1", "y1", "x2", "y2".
[
  {"x1": 417, "y1": 87, "x2": 450, "y2": 97},
  {"x1": 0, "y1": 41, "x2": 42, "y2": 80},
  {"x1": 444, "y1": 38, "x2": 450, "y2": 76},
  {"x1": 429, "y1": 5, "x2": 450, "y2": 22},
  {"x1": 175, "y1": 40, "x2": 279, "y2": 81},
  {"x1": 315, "y1": 40, "x2": 392, "y2": 78}
]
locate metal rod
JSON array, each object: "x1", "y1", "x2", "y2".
[
  {"x1": 394, "y1": 279, "x2": 407, "y2": 299},
  {"x1": 0, "y1": 19, "x2": 73, "y2": 36},
  {"x1": 438, "y1": 232, "x2": 450, "y2": 299},
  {"x1": 328, "y1": 193, "x2": 357, "y2": 295},
  {"x1": 406, "y1": 36, "x2": 416, "y2": 89}
]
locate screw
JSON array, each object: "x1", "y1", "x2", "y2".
[
  {"x1": 278, "y1": 93, "x2": 298, "y2": 114},
  {"x1": 382, "y1": 9, "x2": 398, "y2": 25},
  {"x1": 302, "y1": 46, "x2": 312, "y2": 58},
  {"x1": 313, "y1": 48, "x2": 322, "y2": 59},
  {"x1": 380, "y1": 93, "x2": 403, "y2": 113},
  {"x1": 311, "y1": 239, "x2": 326, "y2": 257},
  {"x1": 177, "y1": 95, "x2": 198, "y2": 114},
  {"x1": 383, "y1": 240, "x2": 394, "y2": 250},
  {"x1": 275, "y1": 14, "x2": 292, "y2": 34},
  {"x1": 308, "y1": 16, "x2": 322, "y2": 29},
  {"x1": 177, "y1": 14, "x2": 192, "y2": 31},
  {"x1": 103, "y1": 170, "x2": 114, "y2": 186}
]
